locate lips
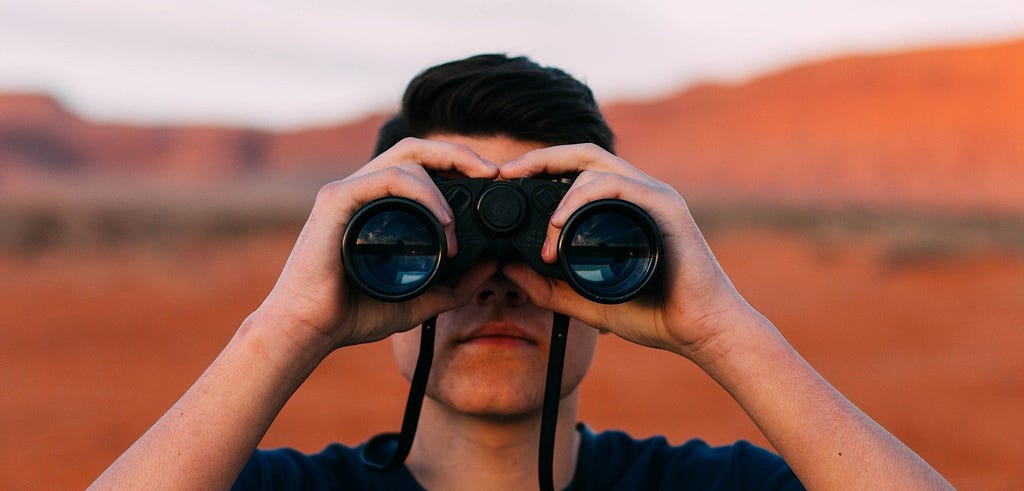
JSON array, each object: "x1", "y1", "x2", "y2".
[{"x1": 458, "y1": 322, "x2": 539, "y2": 345}]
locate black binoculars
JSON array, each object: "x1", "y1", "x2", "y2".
[{"x1": 341, "y1": 177, "x2": 662, "y2": 304}]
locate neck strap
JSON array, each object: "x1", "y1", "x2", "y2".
[
  {"x1": 360, "y1": 315, "x2": 436, "y2": 470},
  {"x1": 539, "y1": 311, "x2": 571, "y2": 491}
]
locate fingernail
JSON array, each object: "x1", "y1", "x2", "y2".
[
  {"x1": 550, "y1": 206, "x2": 565, "y2": 224},
  {"x1": 448, "y1": 235, "x2": 458, "y2": 257},
  {"x1": 436, "y1": 202, "x2": 453, "y2": 223}
]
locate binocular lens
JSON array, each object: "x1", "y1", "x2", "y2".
[
  {"x1": 560, "y1": 201, "x2": 660, "y2": 303},
  {"x1": 343, "y1": 199, "x2": 444, "y2": 302}
]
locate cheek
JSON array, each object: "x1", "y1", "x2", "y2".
[{"x1": 390, "y1": 329, "x2": 422, "y2": 382}]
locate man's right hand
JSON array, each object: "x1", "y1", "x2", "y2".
[
  {"x1": 252, "y1": 137, "x2": 501, "y2": 355},
  {"x1": 89, "y1": 137, "x2": 501, "y2": 491}
]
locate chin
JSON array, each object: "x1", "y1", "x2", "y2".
[
  {"x1": 429, "y1": 363, "x2": 547, "y2": 419},
  {"x1": 441, "y1": 389, "x2": 544, "y2": 421}
]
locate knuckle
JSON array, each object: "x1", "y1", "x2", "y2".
[
  {"x1": 394, "y1": 136, "x2": 423, "y2": 151},
  {"x1": 576, "y1": 170, "x2": 618, "y2": 188},
  {"x1": 315, "y1": 180, "x2": 346, "y2": 203},
  {"x1": 580, "y1": 142, "x2": 611, "y2": 161},
  {"x1": 378, "y1": 137, "x2": 426, "y2": 161},
  {"x1": 377, "y1": 165, "x2": 423, "y2": 187},
  {"x1": 398, "y1": 161, "x2": 431, "y2": 177},
  {"x1": 654, "y1": 181, "x2": 676, "y2": 195},
  {"x1": 380, "y1": 165, "x2": 410, "y2": 179}
]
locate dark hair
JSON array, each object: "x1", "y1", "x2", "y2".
[{"x1": 373, "y1": 54, "x2": 615, "y2": 156}]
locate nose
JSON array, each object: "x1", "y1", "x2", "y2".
[{"x1": 473, "y1": 272, "x2": 528, "y2": 307}]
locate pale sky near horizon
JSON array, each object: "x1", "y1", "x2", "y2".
[{"x1": 1, "y1": 0, "x2": 1022, "y2": 129}]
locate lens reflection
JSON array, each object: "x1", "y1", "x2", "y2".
[
  {"x1": 563, "y1": 211, "x2": 654, "y2": 301},
  {"x1": 350, "y1": 210, "x2": 440, "y2": 296}
]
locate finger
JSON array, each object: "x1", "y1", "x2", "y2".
[
  {"x1": 413, "y1": 259, "x2": 500, "y2": 318},
  {"x1": 499, "y1": 143, "x2": 642, "y2": 179},
  {"x1": 340, "y1": 260, "x2": 500, "y2": 343},
  {"x1": 539, "y1": 172, "x2": 655, "y2": 263},
  {"x1": 319, "y1": 166, "x2": 460, "y2": 257},
  {"x1": 501, "y1": 262, "x2": 610, "y2": 327},
  {"x1": 353, "y1": 164, "x2": 454, "y2": 219},
  {"x1": 364, "y1": 137, "x2": 500, "y2": 179},
  {"x1": 549, "y1": 173, "x2": 653, "y2": 226}
]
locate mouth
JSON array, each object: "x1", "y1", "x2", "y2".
[{"x1": 458, "y1": 322, "x2": 539, "y2": 346}]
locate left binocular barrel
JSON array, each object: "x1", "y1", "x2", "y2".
[{"x1": 341, "y1": 198, "x2": 446, "y2": 302}]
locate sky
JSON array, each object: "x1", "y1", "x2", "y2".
[{"x1": 1, "y1": 0, "x2": 1022, "y2": 129}]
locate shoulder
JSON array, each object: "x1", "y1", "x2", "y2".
[
  {"x1": 231, "y1": 443, "x2": 365, "y2": 490},
  {"x1": 573, "y1": 424, "x2": 804, "y2": 490},
  {"x1": 232, "y1": 440, "x2": 422, "y2": 491}
]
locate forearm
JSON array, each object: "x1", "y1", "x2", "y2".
[
  {"x1": 90, "y1": 312, "x2": 331, "y2": 490},
  {"x1": 693, "y1": 309, "x2": 952, "y2": 490}
]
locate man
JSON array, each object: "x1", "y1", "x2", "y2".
[{"x1": 91, "y1": 54, "x2": 951, "y2": 490}]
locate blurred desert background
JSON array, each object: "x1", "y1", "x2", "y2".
[{"x1": 2, "y1": 38, "x2": 1024, "y2": 489}]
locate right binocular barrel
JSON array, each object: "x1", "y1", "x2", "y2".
[{"x1": 557, "y1": 199, "x2": 661, "y2": 303}]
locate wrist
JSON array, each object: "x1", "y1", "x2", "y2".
[
  {"x1": 691, "y1": 311, "x2": 802, "y2": 403},
  {"x1": 675, "y1": 302, "x2": 781, "y2": 374},
  {"x1": 238, "y1": 309, "x2": 337, "y2": 376}
]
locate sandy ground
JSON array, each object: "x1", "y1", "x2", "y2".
[{"x1": 2, "y1": 228, "x2": 1021, "y2": 489}]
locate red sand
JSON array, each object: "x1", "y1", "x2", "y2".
[{"x1": 2, "y1": 229, "x2": 1022, "y2": 489}]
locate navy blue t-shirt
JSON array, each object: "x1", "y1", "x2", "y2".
[{"x1": 233, "y1": 424, "x2": 804, "y2": 490}]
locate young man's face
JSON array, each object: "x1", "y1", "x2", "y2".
[{"x1": 390, "y1": 134, "x2": 601, "y2": 419}]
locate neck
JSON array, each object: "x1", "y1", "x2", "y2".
[{"x1": 406, "y1": 390, "x2": 582, "y2": 491}]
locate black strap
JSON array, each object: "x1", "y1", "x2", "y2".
[
  {"x1": 360, "y1": 316, "x2": 436, "y2": 470},
  {"x1": 539, "y1": 312, "x2": 571, "y2": 491}
]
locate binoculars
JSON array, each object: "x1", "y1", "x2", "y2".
[{"x1": 341, "y1": 177, "x2": 661, "y2": 304}]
